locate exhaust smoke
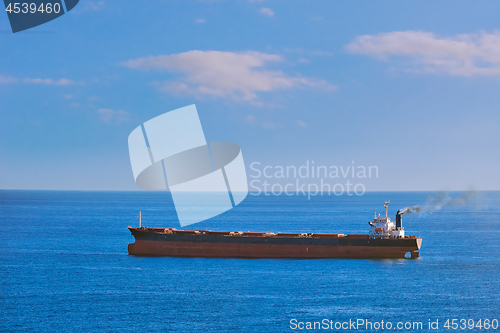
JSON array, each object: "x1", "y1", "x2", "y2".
[{"x1": 399, "y1": 191, "x2": 478, "y2": 216}]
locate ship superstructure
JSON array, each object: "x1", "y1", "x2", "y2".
[{"x1": 369, "y1": 200, "x2": 405, "y2": 239}]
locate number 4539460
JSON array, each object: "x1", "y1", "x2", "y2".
[
  {"x1": 444, "y1": 319, "x2": 498, "y2": 330},
  {"x1": 5, "y1": 2, "x2": 62, "y2": 14}
]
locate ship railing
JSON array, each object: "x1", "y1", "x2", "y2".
[
  {"x1": 136, "y1": 227, "x2": 176, "y2": 233},
  {"x1": 309, "y1": 233, "x2": 345, "y2": 238},
  {"x1": 275, "y1": 233, "x2": 301, "y2": 238},
  {"x1": 175, "y1": 230, "x2": 203, "y2": 235},
  {"x1": 204, "y1": 231, "x2": 232, "y2": 236},
  {"x1": 241, "y1": 232, "x2": 276, "y2": 237},
  {"x1": 346, "y1": 234, "x2": 370, "y2": 239}
]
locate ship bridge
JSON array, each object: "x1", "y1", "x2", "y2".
[{"x1": 369, "y1": 200, "x2": 405, "y2": 239}]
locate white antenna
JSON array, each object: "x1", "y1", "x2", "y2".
[
  {"x1": 139, "y1": 211, "x2": 141, "y2": 228},
  {"x1": 384, "y1": 200, "x2": 390, "y2": 218}
]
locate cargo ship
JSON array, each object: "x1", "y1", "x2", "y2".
[{"x1": 128, "y1": 201, "x2": 422, "y2": 259}]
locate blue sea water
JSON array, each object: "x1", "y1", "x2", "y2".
[{"x1": 0, "y1": 190, "x2": 499, "y2": 332}]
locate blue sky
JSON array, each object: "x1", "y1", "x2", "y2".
[{"x1": 1, "y1": 0, "x2": 499, "y2": 191}]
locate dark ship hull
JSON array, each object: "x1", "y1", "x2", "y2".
[{"x1": 128, "y1": 227, "x2": 422, "y2": 259}]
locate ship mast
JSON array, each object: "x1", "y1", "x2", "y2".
[
  {"x1": 384, "y1": 200, "x2": 390, "y2": 218},
  {"x1": 139, "y1": 211, "x2": 141, "y2": 228}
]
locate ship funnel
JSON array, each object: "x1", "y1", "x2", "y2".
[{"x1": 395, "y1": 210, "x2": 402, "y2": 229}]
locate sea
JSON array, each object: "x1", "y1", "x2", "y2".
[{"x1": 1, "y1": 190, "x2": 499, "y2": 332}]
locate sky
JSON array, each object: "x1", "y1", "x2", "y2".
[{"x1": 0, "y1": 0, "x2": 499, "y2": 191}]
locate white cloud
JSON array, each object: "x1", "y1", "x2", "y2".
[
  {"x1": 244, "y1": 115, "x2": 287, "y2": 129},
  {"x1": 261, "y1": 121, "x2": 275, "y2": 129},
  {"x1": 73, "y1": 0, "x2": 105, "y2": 12},
  {"x1": 260, "y1": 7, "x2": 274, "y2": 17},
  {"x1": 0, "y1": 75, "x2": 75, "y2": 85},
  {"x1": 24, "y1": 78, "x2": 75, "y2": 85},
  {"x1": 346, "y1": 30, "x2": 500, "y2": 76},
  {"x1": 296, "y1": 120, "x2": 307, "y2": 128},
  {"x1": 87, "y1": 1, "x2": 105, "y2": 10},
  {"x1": 122, "y1": 50, "x2": 335, "y2": 103},
  {"x1": 244, "y1": 115, "x2": 257, "y2": 124},
  {"x1": 0, "y1": 75, "x2": 18, "y2": 84},
  {"x1": 97, "y1": 108, "x2": 130, "y2": 124},
  {"x1": 195, "y1": 19, "x2": 206, "y2": 24}
]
